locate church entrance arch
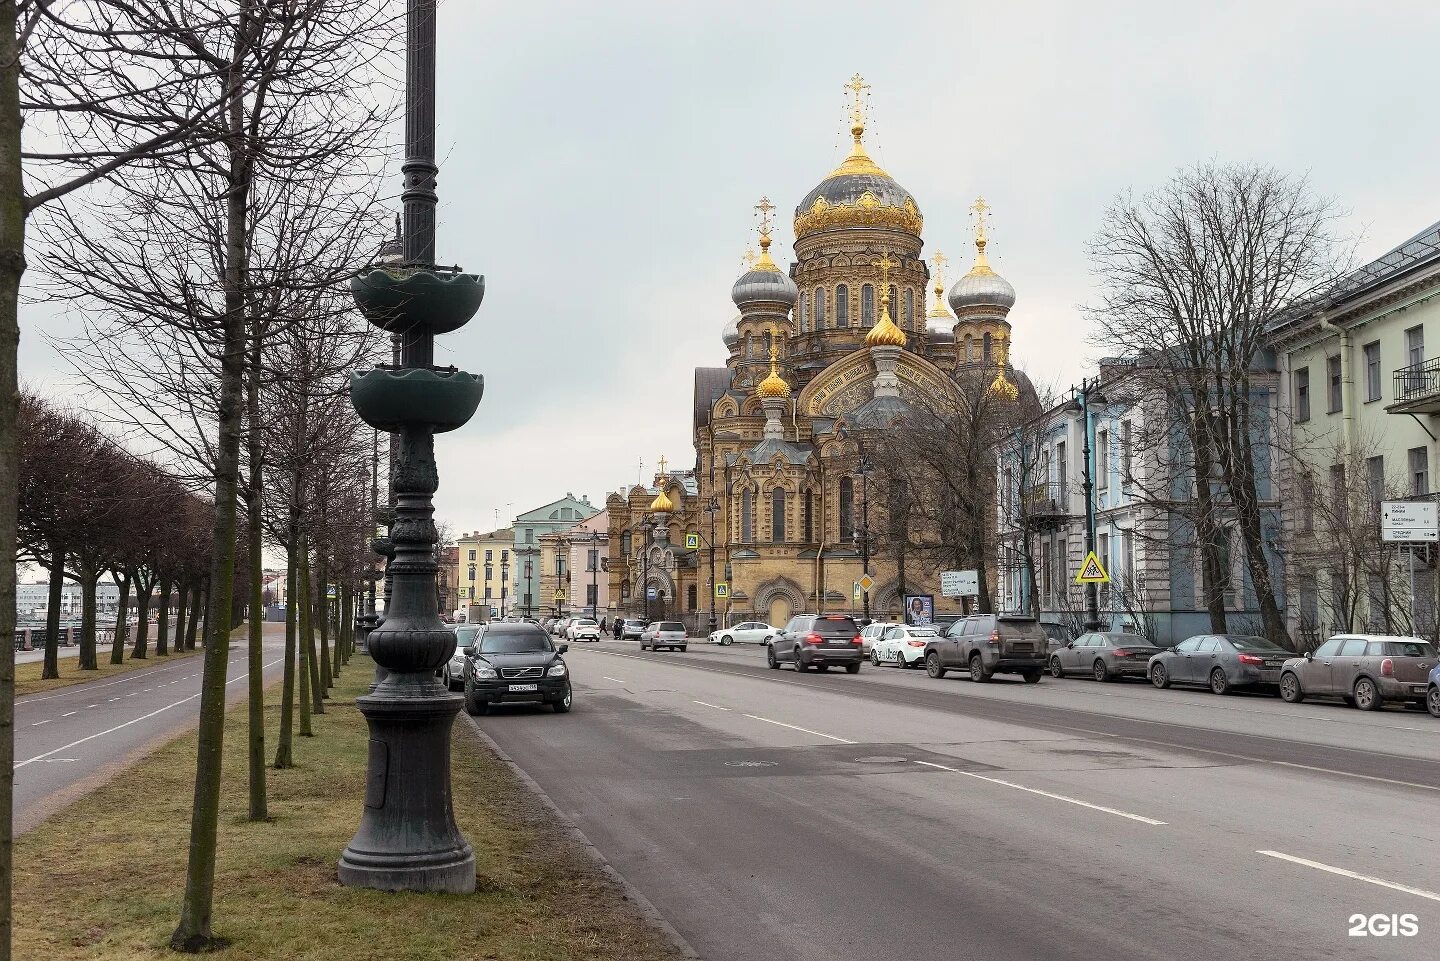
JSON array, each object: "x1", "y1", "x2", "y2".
[{"x1": 754, "y1": 577, "x2": 806, "y2": 629}]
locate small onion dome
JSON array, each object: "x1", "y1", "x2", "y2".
[
  {"x1": 755, "y1": 343, "x2": 791, "y2": 399},
  {"x1": 731, "y1": 235, "x2": 798, "y2": 309},
  {"x1": 723, "y1": 314, "x2": 741, "y2": 347},
  {"x1": 948, "y1": 236, "x2": 1016, "y2": 313},
  {"x1": 925, "y1": 317, "x2": 956, "y2": 343},
  {"x1": 864, "y1": 291, "x2": 907, "y2": 348},
  {"x1": 649, "y1": 488, "x2": 674, "y2": 512}
]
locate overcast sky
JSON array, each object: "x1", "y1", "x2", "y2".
[{"x1": 18, "y1": 0, "x2": 1440, "y2": 540}]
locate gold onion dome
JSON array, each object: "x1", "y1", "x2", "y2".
[
  {"x1": 649, "y1": 488, "x2": 674, "y2": 512},
  {"x1": 755, "y1": 337, "x2": 792, "y2": 399},
  {"x1": 948, "y1": 197, "x2": 1016, "y2": 313},
  {"x1": 793, "y1": 75, "x2": 922, "y2": 241},
  {"x1": 865, "y1": 291, "x2": 908, "y2": 348}
]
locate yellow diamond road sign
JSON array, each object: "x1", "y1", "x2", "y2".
[
  {"x1": 858, "y1": 574, "x2": 875, "y2": 592},
  {"x1": 1075, "y1": 551, "x2": 1109, "y2": 584}
]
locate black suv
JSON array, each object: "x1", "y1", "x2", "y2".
[
  {"x1": 768, "y1": 614, "x2": 864, "y2": 673},
  {"x1": 924, "y1": 614, "x2": 1047, "y2": 683},
  {"x1": 461, "y1": 623, "x2": 572, "y2": 714}
]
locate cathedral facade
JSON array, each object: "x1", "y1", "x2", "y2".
[{"x1": 607, "y1": 77, "x2": 1023, "y2": 630}]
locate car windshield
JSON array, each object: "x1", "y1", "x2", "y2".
[
  {"x1": 1377, "y1": 641, "x2": 1437, "y2": 657},
  {"x1": 456, "y1": 626, "x2": 481, "y2": 644},
  {"x1": 1224, "y1": 635, "x2": 1286, "y2": 652},
  {"x1": 908, "y1": 629, "x2": 938, "y2": 637},
  {"x1": 480, "y1": 630, "x2": 553, "y2": 654}
]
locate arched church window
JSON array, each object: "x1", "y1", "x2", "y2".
[
  {"x1": 839, "y1": 477, "x2": 854, "y2": 542},
  {"x1": 904, "y1": 289, "x2": 914, "y2": 328},
  {"x1": 803, "y1": 490, "x2": 814, "y2": 542},
  {"x1": 741, "y1": 488, "x2": 753, "y2": 541},
  {"x1": 963, "y1": 334, "x2": 974, "y2": 361},
  {"x1": 836, "y1": 285, "x2": 849, "y2": 328},
  {"x1": 814, "y1": 287, "x2": 826, "y2": 328},
  {"x1": 771, "y1": 488, "x2": 787, "y2": 543},
  {"x1": 888, "y1": 285, "x2": 898, "y2": 318},
  {"x1": 763, "y1": 329, "x2": 772, "y2": 356},
  {"x1": 983, "y1": 331, "x2": 993, "y2": 362},
  {"x1": 861, "y1": 285, "x2": 875, "y2": 326},
  {"x1": 798, "y1": 292, "x2": 807, "y2": 333}
]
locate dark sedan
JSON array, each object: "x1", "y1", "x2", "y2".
[
  {"x1": 1148, "y1": 633, "x2": 1290, "y2": 694},
  {"x1": 1049, "y1": 632, "x2": 1162, "y2": 681},
  {"x1": 461, "y1": 622, "x2": 572, "y2": 715}
]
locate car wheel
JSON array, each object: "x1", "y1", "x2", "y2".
[
  {"x1": 846, "y1": 662, "x2": 861, "y2": 674},
  {"x1": 552, "y1": 688, "x2": 572, "y2": 713},
  {"x1": 896, "y1": 650, "x2": 908, "y2": 668},
  {"x1": 926, "y1": 652, "x2": 946, "y2": 678},
  {"x1": 1209, "y1": 668, "x2": 1230, "y2": 696},
  {"x1": 679, "y1": 646, "x2": 687, "y2": 653},
  {"x1": 1279, "y1": 672, "x2": 1305, "y2": 703},
  {"x1": 794, "y1": 656, "x2": 810, "y2": 672},
  {"x1": 1093, "y1": 659, "x2": 1111, "y2": 683},
  {"x1": 1049, "y1": 656, "x2": 1064, "y2": 678},
  {"x1": 1428, "y1": 685, "x2": 1440, "y2": 718},
  {"x1": 640, "y1": 642, "x2": 647, "y2": 651},
  {"x1": 463, "y1": 680, "x2": 486, "y2": 716},
  {"x1": 1150, "y1": 663, "x2": 1170, "y2": 689},
  {"x1": 969, "y1": 654, "x2": 991, "y2": 683},
  {"x1": 721, "y1": 635, "x2": 733, "y2": 646},
  {"x1": 1022, "y1": 670, "x2": 1042, "y2": 684},
  {"x1": 871, "y1": 651, "x2": 881, "y2": 667},
  {"x1": 1353, "y1": 677, "x2": 1381, "y2": 711},
  {"x1": 767, "y1": 646, "x2": 780, "y2": 670}
]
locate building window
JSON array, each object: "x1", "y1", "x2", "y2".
[
  {"x1": 836, "y1": 284, "x2": 849, "y2": 327},
  {"x1": 524, "y1": 592, "x2": 532, "y2": 610},
  {"x1": 1364, "y1": 341, "x2": 1381, "y2": 402},
  {"x1": 1056, "y1": 441, "x2": 1068, "y2": 494},
  {"x1": 467, "y1": 564, "x2": 476, "y2": 581},
  {"x1": 1330, "y1": 464, "x2": 1347, "y2": 525},
  {"x1": 804, "y1": 489, "x2": 814, "y2": 542},
  {"x1": 1407, "y1": 325, "x2": 1425, "y2": 368},
  {"x1": 1120, "y1": 420, "x2": 1133, "y2": 486},
  {"x1": 555, "y1": 556, "x2": 566, "y2": 577},
  {"x1": 525, "y1": 528, "x2": 534, "y2": 544},
  {"x1": 1096, "y1": 429, "x2": 1109, "y2": 491},
  {"x1": 887, "y1": 285, "x2": 898, "y2": 320},
  {"x1": 839, "y1": 477, "x2": 854, "y2": 541},
  {"x1": 1120, "y1": 529, "x2": 1134, "y2": 586},
  {"x1": 799, "y1": 291, "x2": 807, "y2": 332},
  {"x1": 771, "y1": 488, "x2": 786, "y2": 543},
  {"x1": 740, "y1": 488, "x2": 753, "y2": 541},
  {"x1": 1098, "y1": 532, "x2": 1111, "y2": 608},
  {"x1": 1298, "y1": 470, "x2": 1315, "y2": 532},
  {"x1": 983, "y1": 331, "x2": 992, "y2": 362},
  {"x1": 963, "y1": 334, "x2": 973, "y2": 361},
  {"x1": 904, "y1": 288, "x2": 914, "y2": 328},
  {"x1": 686, "y1": 585, "x2": 697, "y2": 611},
  {"x1": 484, "y1": 586, "x2": 492, "y2": 600},
  {"x1": 587, "y1": 548, "x2": 598, "y2": 571},
  {"x1": 1410, "y1": 447, "x2": 1429, "y2": 496},
  {"x1": 814, "y1": 287, "x2": 825, "y2": 328},
  {"x1": 621, "y1": 532, "x2": 631, "y2": 556},
  {"x1": 524, "y1": 560, "x2": 533, "y2": 580},
  {"x1": 586, "y1": 584, "x2": 598, "y2": 607},
  {"x1": 1366, "y1": 455, "x2": 1385, "y2": 506},
  {"x1": 501, "y1": 550, "x2": 508, "y2": 563},
  {"x1": 861, "y1": 284, "x2": 875, "y2": 326},
  {"x1": 484, "y1": 564, "x2": 492, "y2": 581},
  {"x1": 467, "y1": 549, "x2": 476, "y2": 562},
  {"x1": 1293, "y1": 366, "x2": 1310, "y2": 422},
  {"x1": 1326, "y1": 356, "x2": 1342, "y2": 412}
]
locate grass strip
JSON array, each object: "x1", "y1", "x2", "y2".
[
  {"x1": 16, "y1": 646, "x2": 203, "y2": 698},
  {"x1": 14, "y1": 654, "x2": 683, "y2": 961}
]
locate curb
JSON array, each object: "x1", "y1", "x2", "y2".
[{"x1": 459, "y1": 713, "x2": 703, "y2": 961}]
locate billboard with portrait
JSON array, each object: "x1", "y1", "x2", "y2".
[{"x1": 903, "y1": 594, "x2": 934, "y2": 626}]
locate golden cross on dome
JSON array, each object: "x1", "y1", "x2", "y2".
[
  {"x1": 657, "y1": 454, "x2": 668, "y2": 476},
  {"x1": 754, "y1": 196, "x2": 775, "y2": 243},
  {"x1": 769, "y1": 327, "x2": 781, "y2": 364},
  {"x1": 742, "y1": 248, "x2": 757, "y2": 270},
  {"x1": 845, "y1": 73, "x2": 871, "y2": 128},
  {"x1": 872, "y1": 250, "x2": 897, "y2": 287},
  {"x1": 971, "y1": 196, "x2": 990, "y2": 244},
  {"x1": 931, "y1": 250, "x2": 948, "y2": 288}
]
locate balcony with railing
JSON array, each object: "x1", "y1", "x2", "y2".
[
  {"x1": 1389, "y1": 357, "x2": 1440, "y2": 414},
  {"x1": 1020, "y1": 482, "x2": 1071, "y2": 528}
]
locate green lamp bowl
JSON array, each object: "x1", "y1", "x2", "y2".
[
  {"x1": 350, "y1": 367, "x2": 484, "y2": 433},
  {"x1": 350, "y1": 268, "x2": 484, "y2": 336}
]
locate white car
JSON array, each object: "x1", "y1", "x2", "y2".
[
  {"x1": 859, "y1": 621, "x2": 900, "y2": 657},
  {"x1": 566, "y1": 618, "x2": 601, "y2": 642},
  {"x1": 708, "y1": 621, "x2": 777, "y2": 646},
  {"x1": 872, "y1": 624, "x2": 939, "y2": 668}
]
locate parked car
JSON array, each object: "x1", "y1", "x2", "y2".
[
  {"x1": 925, "y1": 614, "x2": 1047, "y2": 683},
  {"x1": 1148, "y1": 634, "x2": 1290, "y2": 694},
  {"x1": 442, "y1": 623, "x2": 484, "y2": 690},
  {"x1": 1049, "y1": 632, "x2": 1162, "y2": 681},
  {"x1": 639, "y1": 621, "x2": 688, "y2": 651},
  {"x1": 620, "y1": 618, "x2": 647, "y2": 639},
  {"x1": 1040, "y1": 622, "x2": 1076, "y2": 655},
  {"x1": 873, "y1": 624, "x2": 939, "y2": 668},
  {"x1": 1428, "y1": 661, "x2": 1440, "y2": 718},
  {"x1": 566, "y1": 618, "x2": 602, "y2": 642},
  {"x1": 552, "y1": 617, "x2": 573, "y2": 638},
  {"x1": 1279, "y1": 635, "x2": 1437, "y2": 711},
  {"x1": 768, "y1": 613, "x2": 863, "y2": 673},
  {"x1": 541, "y1": 617, "x2": 557, "y2": 633},
  {"x1": 460, "y1": 622, "x2": 571, "y2": 715},
  {"x1": 859, "y1": 620, "x2": 900, "y2": 657},
  {"x1": 708, "y1": 621, "x2": 777, "y2": 646}
]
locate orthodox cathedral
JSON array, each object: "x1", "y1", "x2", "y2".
[{"x1": 607, "y1": 76, "x2": 1027, "y2": 629}]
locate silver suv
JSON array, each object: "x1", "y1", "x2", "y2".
[
  {"x1": 640, "y1": 621, "x2": 688, "y2": 652},
  {"x1": 924, "y1": 614, "x2": 1047, "y2": 683}
]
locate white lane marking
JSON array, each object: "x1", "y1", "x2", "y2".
[
  {"x1": 741, "y1": 714, "x2": 856, "y2": 744},
  {"x1": 60, "y1": 712, "x2": 75, "y2": 718},
  {"x1": 1269, "y1": 761, "x2": 1440, "y2": 793},
  {"x1": 125, "y1": 692, "x2": 137, "y2": 697},
  {"x1": 1257, "y1": 850, "x2": 1440, "y2": 903},
  {"x1": 913, "y1": 760, "x2": 1165, "y2": 825},
  {"x1": 39, "y1": 758, "x2": 77, "y2": 763},
  {"x1": 14, "y1": 657, "x2": 281, "y2": 770},
  {"x1": 30, "y1": 720, "x2": 51, "y2": 727},
  {"x1": 602, "y1": 676, "x2": 625, "y2": 683},
  {"x1": 107, "y1": 697, "x2": 120, "y2": 702},
  {"x1": 86, "y1": 704, "x2": 98, "y2": 708},
  {"x1": 693, "y1": 700, "x2": 732, "y2": 712}
]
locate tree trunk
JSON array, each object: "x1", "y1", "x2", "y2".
[
  {"x1": 317, "y1": 557, "x2": 332, "y2": 694},
  {"x1": 302, "y1": 546, "x2": 324, "y2": 715},
  {"x1": 272, "y1": 541, "x2": 296, "y2": 769},
  {"x1": 78, "y1": 561, "x2": 98, "y2": 671},
  {"x1": 0, "y1": 7, "x2": 24, "y2": 954},
  {"x1": 156, "y1": 580, "x2": 172, "y2": 656},
  {"x1": 298, "y1": 536, "x2": 313, "y2": 737},
  {"x1": 1225, "y1": 411, "x2": 1291, "y2": 648},
  {"x1": 188, "y1": 587, "x2": 204, "y2": 651},
  {"x1": 111, "y1": 571, "x2": 132, "y2": 665},
  {"x1": 172, "y1": 581, "x2": 188, "y2": 656},
  {"x1": 132, "y1": 582, "x2": 152, "y2": 659},
  {"x1": 337, "y1": 583, "x2": 351, "y2": 675},
  {"x1": 42, "y1": 542, "x2": 64, "y2": 679},
  {"x1": 1190, "y1": 407, "x2": 1228, "y2": 633},
  {"x1": 244, "y1": 326, "x2": 267, "y2": 818}
]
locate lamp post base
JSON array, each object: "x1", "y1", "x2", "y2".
[{"x1": 338, "y1": 675, "x2": 475, "y2": 893}]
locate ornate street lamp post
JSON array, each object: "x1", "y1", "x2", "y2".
[
  {"x1": 589, "y1": 531, "x2": 600, "y2": 618},
  {"x1": 705, "y1": 495, "x2": 719, "y2": 634},
  {"x1": 1074, "y1": 377, "x2": 1107, "y2": 633},
  {"x1": 857, "y1": 446, "x2": 872, "y2": 622},
  {"x1": 641, "y1": 520, "x2": 654, "y2": 623},
  {"x1": 500, "y1": 556, "x2": 509, "y2": 618},
  {"x1": 340, "y1": 0, "x2": 479, "y2": 893}
]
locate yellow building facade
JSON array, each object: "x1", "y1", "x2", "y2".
[
  {"x1": 454, "y1": 527, "x2": 515, "y2": 618},
  {"x1": 607, "y1": 77, "x2": 1025, "y2": 630}
]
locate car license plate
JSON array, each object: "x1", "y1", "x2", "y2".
[
  {"x1": 1412, "y1": 684, "x2": 1427, "y2": 694},
  {"x1": 508, "y1": 683, "x2": 538, "y2": 692}
]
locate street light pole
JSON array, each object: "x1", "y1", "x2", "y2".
[
  {"x1": 858, "y1": 447, "x2": 871, "y2": 622},
  {"x1": 590, "y1": 531, "x2": 599, "y2": 619},
  {"x1": 500, "y1": 557, "x2": 508, "y2": 618},
  {"x1": 642, "y1": 520, "x2": 654, "y2": 623},
  {"x1": 706, "y1": 495, "x2": 719, "y2": 634},
  {"x1": 1079, "y1": 377, "x2": 1103, "y2": 632}
]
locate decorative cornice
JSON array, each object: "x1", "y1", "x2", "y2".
[{"x1": 794, "y1": 193, "x2": 923, "y2": 240}]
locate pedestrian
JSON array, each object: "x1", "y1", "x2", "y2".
[
  {"x1": 613, "y1": 617, "x2": 623, "y2": 639},
  {"x1": 599, "y1": 616, "x2": 607, "y2": 633}
]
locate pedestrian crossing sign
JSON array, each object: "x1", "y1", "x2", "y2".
[
  {"x1": 686, "y1": 533, "x2": 700, "y2": 550},
  {"x1": 1075, "y1": 551, "x2": 1110, "y2": 584},
  {"x1": 715, "y1": 582, "x2": 728, "y2": 598}
]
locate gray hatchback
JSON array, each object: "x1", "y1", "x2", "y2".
[{"x1": 1279, "y1": 635, "x2": 1436, "y2": 711}]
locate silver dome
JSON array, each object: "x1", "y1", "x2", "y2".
[
  {"x1": 731, "y1": 267, "x2": 799, "y2": 309},
  {"x1": 723, "y1": 314, "x2": 741, "y2": 347},
  {"x1": 925, "y1": 317, "x2": 955, "y2": 343},
  {"x1": 948, "y1": 267, "x2": 1016, "y2": 313}
]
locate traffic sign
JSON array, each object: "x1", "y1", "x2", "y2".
[
  {"x1": 853, "y1": 581, "x2": 862, "y2": 601},
  {"x1": 1075, "y1": 551, "x2": 1109, "y2": 584},
  {"x1": 1381, "y1": 501, "x2": 1439, "y2": 542},
  {"x1": 685, "y1": 532, "x2": 700, "y2": 550},
  {"x1": 940, "y1": 570, "x2": 978, "y2": 597},
  {"x1": 715, "y1": 582, "x2": 728, "y2": 598},
  {"x1": 858, "y1": 573, "x2": 875, "y2": 592},
  {"x1": 647, "y1": 587, "x2": 658, "y2": 601}
]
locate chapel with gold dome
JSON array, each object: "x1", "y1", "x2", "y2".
[{"x1": 608, "y1": 75, "x2": 1032, "y2": 629}]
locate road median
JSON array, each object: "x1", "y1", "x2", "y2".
[{"x1": 14, "y1": 654, "x2": 685, "y2": 961}]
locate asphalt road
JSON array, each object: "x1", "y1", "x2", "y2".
[
  {"x1": 472, "y1": 638, "x2": 1440, "y2": 961},
  {"x1": 13, "y1": 623, "x2": 288, "y2": 834}
]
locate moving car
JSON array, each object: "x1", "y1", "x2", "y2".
[
  {"x1": 1148, "y1": 634, "x2": 1290, "y2": 694},
  {"x1": 461, "y1": 622, "x2": 571, "y2": 714},
  {"x1": 1279, "y1": 635, "x2": 1437, "y2": 711},
  {"x1": 924, "y1": 614, "x2": 1046, "y2": 683},
  {"x1": 566, "y1": 618, "x2": 602, "y2": 642},
  {"x1": 860, "y1": 621, "x2": 900, "y2": 657},
  {"x1": 708, "y1": 621, "x2": 776, "y2": 646},
  {"x1": 1049, "y1": 632, "x2": 1162, "y2": 681},
  {"x1": 640, "y1": 621, "x2": 688, "y2": 651},
  {"x1": 552, "y1": 617, "x2": 573, "y2": 638},
  {"x1": 442, "y1": 623, "x2": 484, "y2": 690},
  {"x1": 768, "y1": 614, "x2": 864, "y2": 673},
  {"x1": 873, "y1": 624, "x2": 939, "y2": 668},
  {"x1": 620, "y1": 618, "x2": 647, "y2": 639}
]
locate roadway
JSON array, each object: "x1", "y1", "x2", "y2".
[
  {"x1": 470, "y1": 638, "x2": 1440, "y2": 961},
  {"x1": 12, "y1": 623, "x2": 288, "y2": 833}
]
